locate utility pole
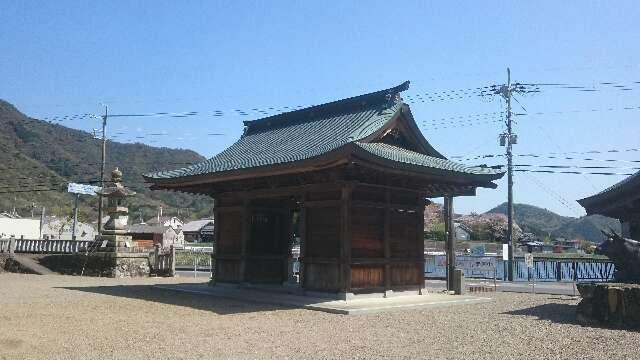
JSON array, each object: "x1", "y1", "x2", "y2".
[
  {"x1": 72, "y1": 194, "x2": 79, "y2": 240},
  {"x1": 97, "y1": 105, "x2": 108, "y2": 233},
  {"x1": 499, "y1": 68, "x2": 516, "y2": 281},
  {"x1": 40, "y1": 206, "x2": 45, "y2": 239}
]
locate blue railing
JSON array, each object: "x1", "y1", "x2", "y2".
[{"x1": 425, "y1": 255, "x2": 615, "y2": 282}]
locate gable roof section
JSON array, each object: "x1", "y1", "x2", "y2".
[
  {"x1": 578, "y1": 170, "x2": 640, "y2": 215},
  {"x1": 352, "y1": 142, "x2": 502, "y2": 184},
  {"x1": 144, "y1": 81, "x2": 503, "y2": 186}
]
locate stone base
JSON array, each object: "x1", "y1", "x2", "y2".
[
  {"x1": 18, "y1": 252, "x2": 150, "y2": 277},
  {"x1": 577, "y1": 282, "x2": 640, "y2": 329},
  {"x1": 80, "y1": 252, "x2": 150, "y2": 278},
  {"x1": 93, "y1": 234, "x2": 134, "y2": 252}
]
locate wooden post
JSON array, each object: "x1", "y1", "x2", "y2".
[
  {"x1": 340, "y1": 184, "x2": 353, "y2": 294},
  {"x1": 444, "y1": 196, "x2": 455, "y2": 291},
  {"x1": 417, "y1": 194, "x2": 426, "y2": 294},
  {"x1": 383, "y1": 189, "x2": 391, "y2": 294},
  {"x1": 240, "y1": 197, "x2": 250, "y2": 283},
  {"x1": 210, "y1": 197, "x2": 219, "y2": 284},
  {"x1": 298, "y1": 191, "x2": 307, "y2": 289}
]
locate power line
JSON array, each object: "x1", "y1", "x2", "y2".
[
  {"x1": 451, "y1": 146, "x2": 640, "y2": 160},
  {"x1": 521, "y1": 173, "x2": 584, "y2": 217},
  {"x1": 513, "y1": 169, "x2": 635, "y2": 176}
]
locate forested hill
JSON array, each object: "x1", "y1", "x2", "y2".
[
  {"x1": 486, "y1": 202, "x2": 620, "y2": 243},
  {"x1": 0, "y1": 99, "x2": 213, "y2": 223}
]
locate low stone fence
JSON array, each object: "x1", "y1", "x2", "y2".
[
  {"x1": 0, "y1": 239, "x2": 93, "y2": 254},
  {"x1": 577, "y1": 282, "x2": 640, "y2": 329}
]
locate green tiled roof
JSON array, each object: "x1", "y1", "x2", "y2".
[
  {"x1": 146, "y1": 100, "x2": 401, "y2": 180},
  {"x1": 353, "y1": 142, "x2": 503, "y2": 180},
  {"x1": 144, "y1": 82, "x2": 503, "y2": 183}
]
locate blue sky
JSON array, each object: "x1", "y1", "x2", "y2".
[{"x1": 1, "y1": 1, "x2": 639, "y2": 216}]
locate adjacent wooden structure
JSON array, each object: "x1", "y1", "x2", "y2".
[
  {"x1": 579, "y1": 170, "x2": 640, "y2": 240},
  {"x1": 144, "y1": 82, "x2": 503, "y2": 295}
]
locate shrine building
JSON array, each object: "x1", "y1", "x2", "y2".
[{"x1": 144, "y1": 82, "x2": 504, "y2": 297}]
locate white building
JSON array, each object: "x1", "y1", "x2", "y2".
[
  {"x1": 0, "y1": 218, "x2": 40, "y2": 239},
  {"x1": 41, "y1": 217, "x2": 96, "y2": 240}
]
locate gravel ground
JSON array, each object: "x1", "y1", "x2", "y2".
[{"x1": 0, "y1": 273, "x2": 638, "y2": 360}]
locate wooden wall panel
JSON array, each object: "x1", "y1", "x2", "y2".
[
  {"x1": 389, "y1": 209, "x2": 419, "y2": 258},
  {"x1": 216, "y1": 259, "x2": 241, "y2": 282},
  {"x1": 390, "y1": 190, "x2": 419, "y2": 206},
  {"x1": 389, "y1": 263, "x2": 423, "y2": 287},
  {"x1": 249, "y1": 212, "x2": 285, "y2": 256},
  {"x1": 305, "y1": 206, "x2": 340, "y2": 258},
  {"x1": 217, "y1": 195, "x2": 243, "y2": 207},
  {"x1": 351, "y1": 206, "x2": 384, "y2": 258},
  {"x1": 304, "y1": 263, "x2": 341, "y2": 292},
  {"x1": 307, "y1": 190, "x2": 341, "y2": 201},
  {"x1": 351, "y1": 265, "x2": 384, "y2": 290},
  {"x1": 352, "y1": 185, "x2": 385, "y2": 203},
  {"x1": 217, "y1": 211, "x2": 242, "y2": 255},
  {"x1": 246, "y1": 258, "x2": 283, "y2": 283}
]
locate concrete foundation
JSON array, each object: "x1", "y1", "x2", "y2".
[{"x1": 158, "y1": 282, "x2": 490, "y2": 315}]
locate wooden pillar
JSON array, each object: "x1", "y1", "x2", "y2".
[
  {"x1": 211, "y1": 197, "x2": 219, "y2": 285},
  {"x1": 298, "y1": 192, "x2": 307, "y2": 288},
  {"x1": 417, "y1": 194, "x2": 426, "y2": 293},
  {"x1": 383, "y1": 189, "x2": 391, "y2": 293},
  {"x1": 240, "y1": 197, "x2": 250, "y2": 283},
  {"x1": 340, "y1": 184, "x2": 353, "y2": 293},
  {"x1": 444, "y1": 196, "x2": 455, "y2": 291}
]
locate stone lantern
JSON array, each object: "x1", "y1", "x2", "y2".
[
  {"x1": 94, "y1": 168, "x2": 136, "y2": 251},
  {"x1": 98, "y1": 167, "x2": 136, "y2": 237}
]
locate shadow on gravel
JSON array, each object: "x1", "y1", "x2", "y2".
[
  {"x1": 503, "y1": 302, "x2": 580, "y2": 325},
  {"x1": 59, "y1": 284, "x2": 301, "y2": 315}
]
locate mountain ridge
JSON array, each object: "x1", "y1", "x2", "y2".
[
  {"x1": 0, "y1": 99, "x2": 213, "y2": 223},
  {"x1": 486, "y1": 202, "x2": 620, "y2": 243}
]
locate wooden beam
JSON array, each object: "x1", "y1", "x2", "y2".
[{"x1": 352, "y1": 200, "x2": 420, "y2": 211}]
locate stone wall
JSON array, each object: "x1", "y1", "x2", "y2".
[
  {"x1": 577, "y1": 283, "x2": 640, "y2": 329},
  {"x1": 38, "y1": 253, "x2": 150, "y2": 277}
]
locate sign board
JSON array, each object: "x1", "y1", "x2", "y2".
[
  {"x1": 502, "y1": 244, "x2": 509, "y2": 260},
  {"x1": 67, "y1": 183, "x2": 101, "y2": 196},
  {"x1": 470, "y1": 244, "x2": 485, "y2": 256},
  {"x1": 524, "y1": 253, "x2": 534, "y2": 268}
]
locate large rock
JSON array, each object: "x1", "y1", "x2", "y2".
[{"x1": 577, "y1": 282, "x2": 640, "y2": 329}]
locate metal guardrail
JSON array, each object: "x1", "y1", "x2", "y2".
[{"x1": 425, "y1": 254, "x2": 615, "y2": 282}]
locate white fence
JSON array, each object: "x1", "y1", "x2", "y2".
[{"x1": 0, "y1": 238, "x2": 93, "y2": 254}]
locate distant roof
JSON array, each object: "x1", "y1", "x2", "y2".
[
  {"x1": 0, "y1": 212, "x2": 21, "y2": 219},
  {"x1": 578, "y1": 170, "x2": 640, "y2": 218},
  {"x1": 145, "y1": 216, "x2": 183, "y2": 225},
  {"x1": 127, "y1": 224, "x2": 171, "y2": 234},
  {"x1": 144, "y1": 81, "x2": 503, "y2": 189},
  {"x1": 182, "y1": 219, "x2": 214, "y2": 232}
]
